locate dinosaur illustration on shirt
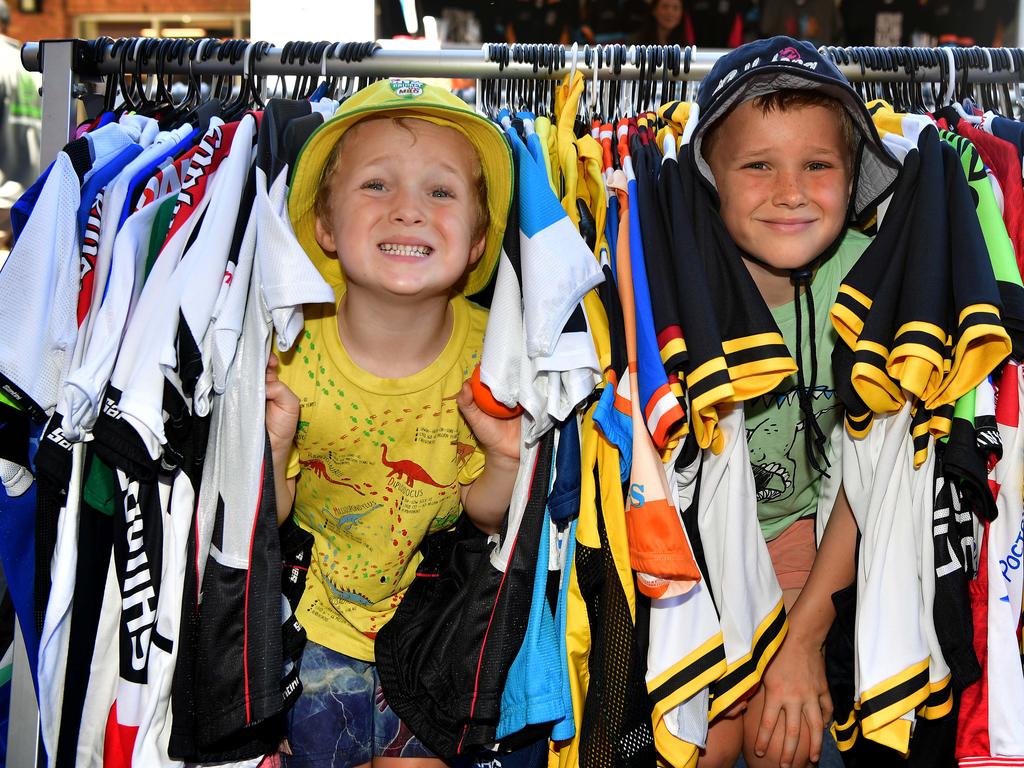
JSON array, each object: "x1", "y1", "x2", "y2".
[
  {"x1": 299, "y1": 458, "x2": 366, "y2": 495},
  {"x1": 380, "y1": 444, "x2": 451, "y2": 488}
]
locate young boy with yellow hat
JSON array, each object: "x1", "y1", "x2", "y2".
[{"x1": 265, "y1": 78, "x2": 519, "y2": 766}]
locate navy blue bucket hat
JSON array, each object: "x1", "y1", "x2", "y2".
[{"x1": 690, "y1": 36, "x2": 900, "y2": 223}]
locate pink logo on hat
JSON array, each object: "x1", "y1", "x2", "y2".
[{"x1": 770, "y1": 47, "x2": 818, "y2": 71}]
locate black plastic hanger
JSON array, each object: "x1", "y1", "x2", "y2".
[
  {"x1": 113, "y1": 38, "x2": 139, "y2": 114},
  {"x1": 100, "y1": 37, "x2": 125, "y2": 114}
]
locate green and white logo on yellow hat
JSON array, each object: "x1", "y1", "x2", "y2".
[
  {"x1": 288, "y1": 78, "x2": 513, "y2": 297},
  {"x1": 388, "y1": 78, "x2": 426, "y2": 97}
]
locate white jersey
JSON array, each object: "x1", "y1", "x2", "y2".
[
  {"x1": 843, "y1": 401, "x2": 930, "y2": 753},
  {"x1": 256, "y1": 164, "x2": 333, "y2": 355},
  {"x1": 481, "y1": 117, "x2": 601, "y2": 443},
  {"x1": 38, "y1": 442, "x2": 87, "y2": 765},
  {"x1": 0, "y1": 150, "x2": 86, "y2": 418},
  {"x1": 647, "y1": 437, "x2": 725, "y2": 765},
  {"x1": 698, "y1": 404, "x2": 786, "y2": 721},
  {"x1": 984, "y1": 364, "x2": 1024, "y2": 757},
  {"x1": 104, "y1": 121, "x2": 227, "y2": 459},
  {"x1": 193, "y1": 159, "x2": 330, "y2": 590},
  {"x1": 60, "y1": 191, "x2": 177, "y2": 439}
]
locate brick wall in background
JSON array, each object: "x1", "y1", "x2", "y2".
[
  {"x1": 8, "y1": 0, "x2": 249, "y2": 47},
  {"x1": 7, "y1": 2, "x2": 69, "y2": 46},
  {"x1": 65, "y1": 0, "x2": 247, "y2": 14}
]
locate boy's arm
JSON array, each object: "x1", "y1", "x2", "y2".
[
  {"x1": 266, "y1": 354, "x2": 300, "y2": 526},
  {"x1": 271, "y1": 448, "x2": 298, "y2": 527},
  {"x1": 754, "y1": 484, "x2": 858, "y2": 767},
  {"x1": 460, "y1": 452, "x2": 520, "y2": 534},
  {"x1": 456, "y1": 381, "x2": 521, "y2": 535}
]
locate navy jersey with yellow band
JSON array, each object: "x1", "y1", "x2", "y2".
[
  {"x1": 888, "y1": 127, "x2": 950, "y2": 408},
  {"x1": 633, "y1": 119, "x2": 687, "y2": 381},
  {"x1": 836, "y1": 140, "x2": 917, "y2": 424},
  {"x1": 666, "y1": 153, "x2": 797, "y2": 452},
  {"x1": 830, "y1": 138, "x2": 918, "y2": 436},
  {"x1": 929, "y1": 136, "x2": 1010, "y2": 410},
  {"x1": 830, "y1": 126, "x2": 1010, "y2": 441},
  {"x1": 654, "y1": 145, "x2": 691, "y2": 382},
  {"x1": 830, "y1": 147, "x2": 914, "y2": 350}
]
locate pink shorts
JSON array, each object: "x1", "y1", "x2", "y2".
[{"x1": 766, "y1": 518, "x2": 817, "y2": 592}]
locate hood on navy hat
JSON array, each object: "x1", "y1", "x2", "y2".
[{"x1": 690, "y1": 36, "x2": 899, "y2": 224}]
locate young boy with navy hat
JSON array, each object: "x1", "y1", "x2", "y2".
[{"x1": 689, "y1": 37, "x2": 898, "y2": 768}]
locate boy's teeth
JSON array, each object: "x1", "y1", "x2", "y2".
[{"x1": 379, "y1": 243, "x2": 431, "y2": 257}]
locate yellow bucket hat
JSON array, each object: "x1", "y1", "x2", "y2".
[{"x1": 288, "y1": 78, "x2": 513, "y2": 297}]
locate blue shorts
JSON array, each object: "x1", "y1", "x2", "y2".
[
  {"x1": 284, "y1": 640, "x2": 549, "y2": 768},
  {"x1": 284, "y1": 640, "x2": 435, "y2": 767}
]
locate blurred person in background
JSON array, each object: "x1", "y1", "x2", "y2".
[
  {"x1": 759, "y1": 0, "x2": 840, "y2": 45},
  {"x1": 0, "y1": 0, "x2": 40, "y2": 252},
  {"x1": 629, "y1": 0, "x2": 696, "y2": 45},
  {"x1": 928, "y1": 0, "x2": 1014, "y2": 46},
  {"x1": 581, "y1": 0, "x2": 649, "y2": 44},
  {"x1": 499, "y1": 0, "x2": 576, "y2": 44},
  {"x1": 686, "y1": 0, "x2": 749, "y2": 47},
  {"x1": 837, "y1": 0, "x2": 1012, "y2": 47}
]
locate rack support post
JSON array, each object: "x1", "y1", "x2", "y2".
[{"x1": 38, "y1": 39, "x2": 77, "y2": 167}]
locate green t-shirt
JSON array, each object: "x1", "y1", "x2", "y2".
[{"x1": 745, "y1": 229, "x2": 870, "y2": 540}]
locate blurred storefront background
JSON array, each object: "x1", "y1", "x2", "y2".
[{"x1": 7, "y1": 1, "x2": 1020, "y2": 50}]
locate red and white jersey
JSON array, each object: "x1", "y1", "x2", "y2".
[
  {"x1": 105, "y1": 120, "x2": 237, "y2": 459},
  {"x1": 959, "y1": 364, "x2": 1024, "y2": 766},
  {"x1": 169, "y1": 114, "x2": 257, "y2": 419}
]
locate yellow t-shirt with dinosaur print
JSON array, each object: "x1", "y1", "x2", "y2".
[{"x1": 279, "y1": 285, "x2": 487, "y2": 662}]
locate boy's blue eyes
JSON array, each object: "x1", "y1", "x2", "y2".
[
  {"x1": 359, "y1": 180, "x2": 454, "y2": 197},
  {"x1": 741, "y1": 161, "x2": 834, "y2": 171}
]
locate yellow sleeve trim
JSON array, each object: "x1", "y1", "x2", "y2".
[
  {"x1": 708, "y1": 600, "x2": 788, "y2": 720},
  {"x1": 858, "y1": 657, "x2": 930, "y2": 750}
]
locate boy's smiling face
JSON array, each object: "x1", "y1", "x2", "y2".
[
  {"x1": 314, "y1": 118, "x2": 487, "y2": 301},
  {"x1": 706, "y1": 99, "x2": 853, "y2": 273}
]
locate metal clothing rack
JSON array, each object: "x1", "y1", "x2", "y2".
[
  {"x1": 11, "y1": 33, "x2": 1024, "y2": 768},
  {"x1": 20, "y1": 38, "x2": 1024, "y2": 167}
]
